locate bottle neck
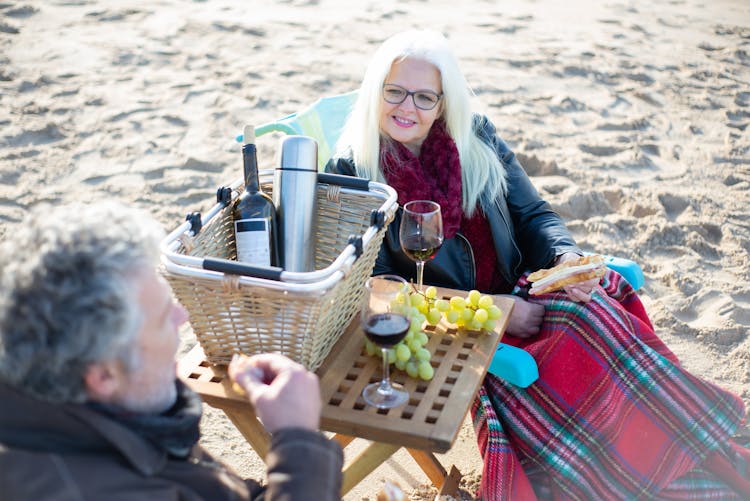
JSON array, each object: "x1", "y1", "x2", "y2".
[{"x1": 242, "y1": 143, "x2": 260, "y2": 193}]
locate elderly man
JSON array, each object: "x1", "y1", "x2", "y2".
[{"x1": 0, "y1": 201, "x2": 342, "y2": 500}]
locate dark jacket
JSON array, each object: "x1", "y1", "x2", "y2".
[
  {"x1": 325, "y1": 115, "x2": 580, "y2": 291},
  {"x1": 0, "y1": 382, "x2": 343, "y2": 501}
]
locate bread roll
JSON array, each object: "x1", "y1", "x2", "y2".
[{"x1": 528, "y1": 254, "x2": 605, "y2": 295}]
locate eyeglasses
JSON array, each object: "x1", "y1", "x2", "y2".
[{"x1": 382, "y1": 83, "x2": 442, "y2": 111}]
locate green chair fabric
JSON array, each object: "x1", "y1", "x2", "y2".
[{"x1": 237, "y1": 90, "x2": 359, "y2": 171}]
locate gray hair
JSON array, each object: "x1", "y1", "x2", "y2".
[{"x1": 0, "y1": 201, "x2": 165, "y2": 403}]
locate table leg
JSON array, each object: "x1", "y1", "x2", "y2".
[
  {"x1": 223, "y1": 409, "x2": 271, "y2": 459},
  {"x1": 406, "y1": 449, "x2": 462, "y2": 497},
  {"x1": 332, "y1": 433, "x2": 355, "y2": 448},
  {"x1": 341, "y1": 442, "x2": 400, "y2": 495},
  {"x1": 437, "y1": 466, "x2": 462, "y2": 498},
  {"x1": 406, "y1": 449, "x2": 447, "y2": 488}
]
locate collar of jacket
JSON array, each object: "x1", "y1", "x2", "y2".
[{"x1": 0, "y1": 382, "x2": 179, "y2": 476}]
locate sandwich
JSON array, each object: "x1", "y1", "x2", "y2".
[{"x1": 527, "y1": 254, "x2": 606, "y2": 295}]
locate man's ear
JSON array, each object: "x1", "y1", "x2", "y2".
[{"x1": 84, "y1": 361, "x2": 122, "y2": 402}]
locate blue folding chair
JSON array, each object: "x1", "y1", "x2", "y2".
[{"x1": 238, "y1": 91, "x2": 645, "y2": 387}]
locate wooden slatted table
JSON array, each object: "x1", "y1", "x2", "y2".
[{"x1": 178, "y1": 289, "x2": 513, "y2": 497}]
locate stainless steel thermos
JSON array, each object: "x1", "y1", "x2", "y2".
[{"x1": 273, "y1": 135, "x2": 318, "y2": 272}]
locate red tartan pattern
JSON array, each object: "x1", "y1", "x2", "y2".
[{"x1": 472, "y1": 270, "x2": 749, "y2": 500}]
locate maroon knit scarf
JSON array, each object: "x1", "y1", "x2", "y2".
[
  {"x1": 380, "y1": 120, "x2": 463, "y2": 238},
  {"x1": 381, "y1": 120, "x2": 501, "y2": 292}
]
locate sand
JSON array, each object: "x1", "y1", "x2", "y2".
[{"x1": 1, "y1": 0, "x2": 748, "y2": 499}]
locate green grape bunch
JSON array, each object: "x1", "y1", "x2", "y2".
[
  {"x1": 362, "y1": 284, "x2": 503, "y2": 382},
  {"x1": 363, "y1": 282, "x2": 435, "y2": 381},
  {"x1": 442, "y1": 289, "x2": 503, "y2": 331}
]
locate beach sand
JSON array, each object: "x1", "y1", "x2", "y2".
[{"x1": 1, "y1": 0, "x2": 748, "y2": 499}]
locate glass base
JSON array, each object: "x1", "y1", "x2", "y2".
[{"x1": 362, "y1": 381, "x2": 409, "y2": 409}]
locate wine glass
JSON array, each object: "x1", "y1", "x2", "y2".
[
  {"x1": 361, "y1": 274, "x2": 410, "y2": 409},
  {"x1": 399, "y1": 200, "x2": 444, "y2": 291}
]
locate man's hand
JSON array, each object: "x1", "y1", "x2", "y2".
[
  {"x1": 229, "y1": 353, "x2": 321, "y2": 433},
  {"x1": 503, "y1": 294, "x2": 545, "y2": 338}
]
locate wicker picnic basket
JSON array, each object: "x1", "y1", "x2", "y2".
[{"x1": 161, "y1": 172, "x2": 397, "y2": 371}]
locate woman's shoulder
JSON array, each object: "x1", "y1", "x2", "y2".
[
  {"x1": 324, "y1": 149, "x2": 356, "y2": 176},
  {"x1": 471, "y1": 113, "x2": 497, "y2": 133},
  {"x1": 471, "y1": 114, "x2": 511, "y2": 154}
]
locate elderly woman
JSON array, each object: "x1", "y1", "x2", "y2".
[{"x1": 326, "y1": 29, "x2": 749, "y2": 500}]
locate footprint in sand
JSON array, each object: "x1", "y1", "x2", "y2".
[
  {"x1": 658, "y1": 193, "x2": 690, "y2": 219},
  {"x1": 626, "y1": 73, "x2": 655, "y2": 85},
  {"x1": 578, "y1": 144, "x2": 627, "y2": 156},
  {"x1": 4, "y1": 5, "x2": 38, "y2": 18},
  {"x1": 0, "y1": 57, "x2": 13, "y2": 81},
  {"x1": 494, "y1": 24, "x2": 526, "y2": 34},
  {"x1": 698, "y1": 42, "x2": 724, "y2": 52},
  {"x1": 554, "y1": 190, "x2": 615, "y2": 221},
  {"x1": 684, "y1": 291, "x2": 748, "y2": 345},
  {"x1": 182, "y1": 157, "x2": 225, "y2": 174},
  {"x1": 0, "y1": 148, "x2": 39, "y2": 162},
  {"x1": 4, "y1": 123, "x2": 66, "y2": 148},
  {"x1": 733, "y1": 49, "x2": 750, "y2": 66},
  {"x1": 162, "y1": 114, "x2": 189, "y2": 127},
  {"x1": 211, "y1": 22, "x2": 266, "y2": 37},
  {"x1": 634, "y1": 91, "x2": 664, "y2": 107},
  {"x1": 685, "y1": 231, "x2": 721, "y2": 261},
  {"x1": 640, "y1": 143, "x2": 660, "y2": 156},
  {"x1": 723, "y1": 174, "x2": 749, "y2": 187},
  {"x1": 662, "y1": 270, "x2": 702, "y2": 297},
  {"x1": 562, "y1": 65, "x2": 589, "y2": 78},
  {"x1": 0, "y1": 168, "x2": 21, "y2": 185},
  {"x1": 516, "y1": 153, "x2": 561, "y2": 176},
  {"x1": 550, "y1": 97, "x2": 587, "y2": 113},
  {"x1": 696, "y1": 222, "x2": 723, "y2": 245},
  {"x1": 597, "y1": 117, "x2": 651, "y2": 131},
  {"x1": 715, "y1": 24, "x2": 750, "y2": 39},
  {"x1": 598, "y1": 18, "x2": 622, "y2": 26},
  {"x1": 85, "y1": 9, "x2": 144, "y2": 23},
  {"x1": 0, "y1": 21, "x2": 19, "y2": 34},
  {"x1": 726, "y1": 109, "x2": 750, "y2": 131}
]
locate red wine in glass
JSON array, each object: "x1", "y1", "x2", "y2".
[
  {"x1": 400, "y1": 234, "x2": 443, "y2": 263},
  {"x1": 363, "y1": 313, "x2": 410, "y2": 347},
  {"x1": 399, "y1": 200, "x2": 444, "y2": 290},
  {"x1": 361, "y1": 274, "x2": 410, "y2": 409}
]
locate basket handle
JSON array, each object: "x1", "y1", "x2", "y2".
[
  {"x1": 203, "y1": 257, "x2": 284, "y2": 280},
  {"x1": 316, "y1": 172, "x2": 371, "y2": 191}
]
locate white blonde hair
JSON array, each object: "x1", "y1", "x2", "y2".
[{"x1": 337, "y1": 29, "x2": 506, "y2": 216}]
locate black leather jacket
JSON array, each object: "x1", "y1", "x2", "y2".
[{"x1": 325, "y1": 115, "x2": 580, "y2": 292}]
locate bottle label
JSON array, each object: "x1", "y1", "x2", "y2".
[{"x1": 235, "y1": 218, "x2": 271, "y2": 266}]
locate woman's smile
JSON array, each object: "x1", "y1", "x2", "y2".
[{"x1": 392, "y1": 115, "x2": 416, "y2": 128}]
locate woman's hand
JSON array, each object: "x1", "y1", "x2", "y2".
[
  {"x1": 503, "y1": 295, "x2": 545, "y2": 338},
  {"x1": 555, "y1": 252, "x2": 600, "y2": 303}
]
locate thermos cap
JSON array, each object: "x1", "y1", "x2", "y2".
[{"x1": 279, "y1": 135, "x2": 318, "y2": 171}]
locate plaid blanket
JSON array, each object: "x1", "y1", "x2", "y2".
[{"x1": 472, "y1": 270, "x2": 750, "y2": 500}]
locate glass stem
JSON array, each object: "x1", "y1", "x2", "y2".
[
  {"x1": 416, "y1": 260, "x2": 425, "y2": 291},
  {"x1": 380, "y1": 348, "x2": 392, "y2": 391}
]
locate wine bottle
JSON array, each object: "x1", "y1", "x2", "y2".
[{"x1": 233, "y1": 125, "x2": 278, "y2": 267}]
